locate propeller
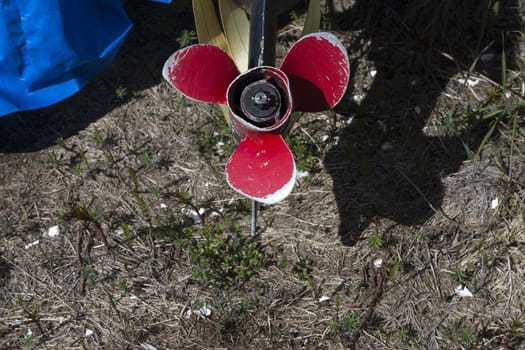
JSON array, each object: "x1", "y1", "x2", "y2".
[{"x1": 162, "y1": 32, "x2": 349, "y2": 204}]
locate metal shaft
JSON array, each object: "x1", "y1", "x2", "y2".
[{"x1": 248, "y1": 0, "x2": 278, "y2": 237}]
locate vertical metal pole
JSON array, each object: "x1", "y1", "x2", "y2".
[
  {"x1": 250, "y1": 201, "x2": 258, "y2": 237},
  {"x1": 249, "y1": 0, "x2": 277, "y2": 68},
  {"x1": 248, "y1": 0, "x2": 277, "y2": 237}
]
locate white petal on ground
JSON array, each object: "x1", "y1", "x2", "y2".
[
  {"x1": 491, "y1": 197, "x2": 499, "y2": 209},
  {"x1": 318, "y1": 295, "x2": 331, "y2": 303},
  {"x1": 84, "y1": 329, "x2": 94, "y2": 337},
  {"x1": 47, "y1": 225, "x2": 60, "y2": 237},
  {"x1": 160, "y1": 203, "x2": 168, "y2": 209},
  {"x1": 458, "y1": 78, "x2": 479, "y2": 87},
  {"x1": 199, "y1": 305, "x2": 212, "y2": 317},
  {"x1": 181, "y1": 207, "x2": 204, "y2": 224},
  {"x1": 141, "y1": 343, "x2": 158, "y2": 350},
  {"x1": 24, "y1": 240, "x2": 39, "y2": 249},
  {"x1": 370, "y1": 69, "x2": 377, "y2": 78},
  {"x1": 454, "y1": 285, "x2": 473, "y2": 298},
  {"x1": 351, "y1": 95, "x2": 364, "y2": 103},
  {"x1": 297, "y1": 170, "x2": 310, "y2": 179},
  {"x1": 373, "y1": 258, "x2": 383, "y2": 268}
]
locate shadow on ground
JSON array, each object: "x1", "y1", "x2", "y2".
[
  {"x1": 0, "y1": 1, "x2": 193, "y2": 153},
  {"x1": 323, "y1": 0, "x2": 522, "y2": 245}
]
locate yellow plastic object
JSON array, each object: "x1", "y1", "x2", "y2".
[
  {"x1": 192, "y1": 0, "x2": 231, "y2": 55},
  {"x1": 302, "y1": 0, "x2": 320, "y2": 36},
  {"x1": 219, "y1": 0, "x2": 250, "y2": 72}
]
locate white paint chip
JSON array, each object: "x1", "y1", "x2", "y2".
[
  {"x1": 454, "y1": 285, "x2": 473, "y2": 298},
  {"x1": 297, "y1": 170, "x2": 310, "y2": 179},
  {"x1": 181, "y1": 207, "x2": 204, "y2": 224},
  {"x1": 490, "y1": 198, "x2": 499, "y2": 209},
  {"x1": 199, "y1": 305, "x2": 212, "y2": 317},
  {"x1": 318, "y1": 295, "x2": 331, "y2": 303},
  {"x1": 24, "y1": 240, "x2": 39, "y2": 249},
  {"x1": 141, "y1": 343, "x2": 158, "y2": 350},
  {"x1": 47, "y1": 225, "x2": 60, "y2": 237},
  {"x1": 351, "y1": 95, "x2": 364, "y2": 103},
  {"x1": 373, "y1": 258, "x2": 383, "y2": 268},
  {"x1": 458, "y1": 78, "x2": 479, "y2": 87}
]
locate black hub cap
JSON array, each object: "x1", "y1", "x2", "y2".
[{"x1": 240, "y1": 80, "x2": 281, "y2": 126}]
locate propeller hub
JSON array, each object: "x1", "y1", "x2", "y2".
[{"x1": 240, "y1": 80, "x2": 281, "y2": 126}]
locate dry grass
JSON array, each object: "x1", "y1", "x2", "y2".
[{"x1": 1, "y1": 1, "x2": 525, "y2": 349}]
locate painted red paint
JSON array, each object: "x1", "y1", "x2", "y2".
[
  {"x1": 162, "y1": 32, "x2": 350, "y2": 204},
  {"x1": 280, "y1": 33, "x2": 349, "y2": 112},
  {"x1": 226, "y1": 133, "x2": 295, "y2": 204},
  {"x1": 162, "y1": 45, "x2": 239, "y2": 104}
]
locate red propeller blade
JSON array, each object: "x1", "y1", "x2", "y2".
[
  {"x1": 280, "y1": 32, "x2": 349, "y2": 112},
  {"x1": 226, "y1": 133, "x2": 296, "y2": 204},
  {"x1": 162, "y1": 45, "x2": 240, "y2": 104}
]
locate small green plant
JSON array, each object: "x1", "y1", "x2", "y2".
[
  {"x1": 24, "y1": 335, "x2": 35, "y2": 348},
  {"x1": 390, "y1": 260, "x2": 403, "y2": 277},
  {"x1": 140, "y1": 152, "x2": 153, "y2": 167},
  {"x1": 117, "y1": 278, "x2": 128, "y2": 292},
  {"x1": 342, "y1": 314, "x2": 360, "y2": 331},
  {"x1": 91, "y1": 127, "x2": 118, "y2": 168},
  {"x1": 293, "y1": 258, "x2": 314, "y2": 282},
  {"x1": 395, "y1": 328, "x2": 409, "y2": 342},
  {"x1": 240, "y1": 298, "x2": 250, "y2": 311},
  {"x1": 42, "y1": 150, "x2": 61, "y2": 169},
  {"x1": 451, "y1": 268, "x2": 466, "y2": 282},
  {"x1": 416, "y1": 230, "x2": 429, "y2": 242},
  {"x1": 115, "y1": 86, "x2": 127, "y2": 99},
  {"x1": 368, "y1": 233, "x2": 384, "y2": 249},
  {"x1": 290, "y1": 10, "x2": 300, "y2": 22},
  {"x1": 149, "y1": 186, "x2": 162, "y2": 199},
  {"x1": 176, "y1": 29, "x2": 197, "y2": 48},
  {"x1": 189, "y1": 225, "x2": 267, "y2": 288},
  {"x1": 1, "y1": 218, "x2": 12, "y2": 230},
  {"x1": 330, "y1": 313, "x2": 359, "y2": 332},
  {"x1": 459, "y1": 327, "x2": 476, "y2": 346},
  {"x1": 71, "y1": 163, "x2": 82, "y2": 176},
  {"x1": 82, "y1": 266, "x2": 94, "y2": 280},
  {"x1": 191, "y1": 109, "x2": 236, "y2": 161},
  {"x1": 286, "y1": 134, "x2": 318, "y2": 172}
]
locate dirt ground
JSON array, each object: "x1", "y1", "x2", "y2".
[{"x1": 1, "y1": 1, "x2": 524, "y2": 349}]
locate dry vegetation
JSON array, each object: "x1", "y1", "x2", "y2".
[{"x1": 1, "y1": 1, "x2": 524, "y2": 349}]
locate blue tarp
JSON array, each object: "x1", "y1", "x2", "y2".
[{"x1": 0, "y1": 0, "x2": 170, "y2": 117}]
